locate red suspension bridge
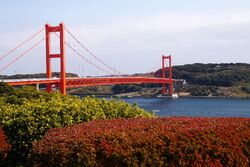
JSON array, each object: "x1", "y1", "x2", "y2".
[{"x1": 0, "y1": 23, "x2": 174, "y2": 96}]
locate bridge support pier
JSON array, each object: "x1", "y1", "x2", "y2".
[
  {"x1": 162, "y1": 55, "x2": 173, "y2": 96},
  {"x1": 45, "y1": 23, "x2": 66, "y2": 95},
  {"x1": 36, "y1": 83, "x2": 40, "y2": 91}
]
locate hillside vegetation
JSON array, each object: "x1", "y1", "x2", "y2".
[
  {"x1": 0, "y1": 72, "x2": 78, "y2": 80},
  {"x1": 155, "y1": 63, "x2": 250, "y2": 97}
]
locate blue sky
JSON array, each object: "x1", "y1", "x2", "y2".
[{"x1": 0, "y1": 0, "x2": 250, "y2": 75}]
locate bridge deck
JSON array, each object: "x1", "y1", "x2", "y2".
[
  {"x1": 1, "y1": 78, "x2": 60, "y2": 86},
  {"x1": 2, "y1": 77, "x2": 173, "y2": 87}
]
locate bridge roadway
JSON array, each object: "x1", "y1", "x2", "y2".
[{"x1": 1, "y1": 77, "x2": 173, "y2": 87}]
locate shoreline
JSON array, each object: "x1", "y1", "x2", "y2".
[{"x1": 72, "y1": 93, "x2": 250, "y2": 99}]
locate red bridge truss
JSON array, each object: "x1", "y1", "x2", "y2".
[{"x1": 1, "y1": 23, "x2": 173, "y2": 96}]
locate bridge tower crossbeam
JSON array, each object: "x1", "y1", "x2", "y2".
[{"x1": 45, "y1": 23, "x2": 66, "y2": 95}]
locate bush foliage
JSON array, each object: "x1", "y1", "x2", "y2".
[
  {"x1": 0, "y1": 83, "x2": 153, "y2": 165},
  {"x1": 32, "y1": 117, "x2": 250, "y2": 167},
  {"x1": 0, "y1": 128, "x2": 10, "y2": 165}
]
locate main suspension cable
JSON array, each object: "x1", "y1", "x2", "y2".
[
  {"x1": 0, "y1": 28, "x2": 44, "y2": 61},
  {"x1": 64, "y1": 27, "x2": 122, "y2": 75},
  {"x1": 53, "y1": 33, "x2": 113, "y2": 75},
  {"x1": 66, "y1": 42, "x2": 114, "y2": 75},
  {"x1": 0, "y1": 38, "x2": 44, "y2": 74}
]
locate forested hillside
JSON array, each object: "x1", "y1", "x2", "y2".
[
  {"x1": 0, "y1": 72, "x2": 78, "y2": 79},
  {"x1": 155, "y1": 63, "x2": 250, "y2": 96},
  {"x1": 155, "y1": 63, "x2": 250, "y2": 86}
]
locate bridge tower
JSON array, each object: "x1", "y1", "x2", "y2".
[
  {"x1": 162, "y1": 55, "x2": 173, "y2": 95},
  {"x1": 45, "y1": 23, "x2": 66, "y2": 95}
]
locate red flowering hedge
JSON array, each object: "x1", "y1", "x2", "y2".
[
  {"x1": 0, "y1": 128, "x2": 10, "y2": 164},
  {"x1": 32, "y1": 118, "x2": 250, "y2": 166}
]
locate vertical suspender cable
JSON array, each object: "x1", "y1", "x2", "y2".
[{"x1": 64, "y1": 27, "x2": 122, "y2": 75}]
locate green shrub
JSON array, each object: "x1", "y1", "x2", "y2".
[
  {"x1": 0, "y1": 82, "x2": 14, "y2": 95},
  {"x1": 32, "y1": 118, "x2": 250, "y2": 167}
]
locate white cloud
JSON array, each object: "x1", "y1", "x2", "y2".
[
  {"x1": 1, "y1": 11, "x2": 250, "y2": 75},
  {"x1": 66, "y1": 11, "x2": 250, "y2": 73}
]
